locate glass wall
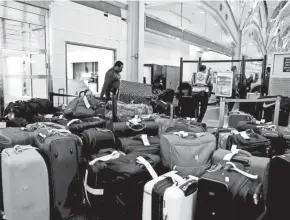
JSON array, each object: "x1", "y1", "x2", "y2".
[{"x1": 0, "y1": 1, "x2": 48, "y2": 116}]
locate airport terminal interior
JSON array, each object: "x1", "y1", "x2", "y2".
[{"x1": 0, "y1": 0, "x2": 290, "y2": 220}]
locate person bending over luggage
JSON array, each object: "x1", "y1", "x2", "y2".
[{"x1": 100, "y1": 61, "x2": 123, "y2": 101}]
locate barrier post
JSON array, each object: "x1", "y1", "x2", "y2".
[
  {"x1": 273, "y1": 96, "x2": 281, "y2": 125},
  {"x1": 179, "y1": 57, "x2": 183, "y2": 88},
  {"x1": 112, "y1": 95, "x2": 118, "y2": 122},
  {"x1": 219, "y1": 97, "x2": 226, "y2": 127}
]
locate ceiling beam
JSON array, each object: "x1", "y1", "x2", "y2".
[
  {"x1": 240, "y1": 1, "x2": 262, "y2": 30},
  {"x1": 243, "y1": 21, "x2": 266, "y2": 51},
  {"x1": 145, "y1": 2, "x2": 178, "y2": 9}
]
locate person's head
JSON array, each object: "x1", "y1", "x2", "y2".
[
  {"x1": 266, "y1": 67, "x2": 271, "y2": 74},
  {"x1": 199, "y1": 65, "x2": 206, "y2": 73},
  {"x1": 231, "y1": 66, "x2": 237, "y2": 74},
  {"x1": 114, "y1": 61, "x2": 123, "y2": 73}
]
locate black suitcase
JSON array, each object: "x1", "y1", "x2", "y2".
[
  {"x1": 266, "y1": 154, "x2": 290, "y2": 220},
  {"x1": 118, "y1": 135, "x2": 160, "y2": 154},
  {"x1": 68, "y1": 118, "x2": 106, "y2": 134},
  {"x1": 109, "y1": 121, "x2": 159, "y2": 138},
  {"x1": 195, "y1": 163, "x2": 264, "y2": 220}
]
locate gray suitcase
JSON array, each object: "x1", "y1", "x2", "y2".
[{"x1": 2, "y1": 145, "x2": 50, "y2": 220}]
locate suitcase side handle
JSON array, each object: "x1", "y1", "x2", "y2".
[
  {"x1": 136, "y1": 156, "x2": 158, "y2": 179},
  {"x1": 14, "y1": 145, "x2": 35, "y2": 153}
]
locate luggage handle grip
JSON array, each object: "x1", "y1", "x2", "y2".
[
  {"x1": 136, "y1": 156, "x2": 158, "y2": 179},
  {"x1": 163, "y1": 171, "x2": 185, "y2": 185},
  {"x1": 14, "y1": 145, "x2": 35, "y2": 153},
  {"x1": 226, "y1": 162, "x2": 258, "y2": 179},
  {"x1": 67, "y1": 119, "x2": 82, "y2": 127}
]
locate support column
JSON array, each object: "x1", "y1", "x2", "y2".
[
  {"x1": 127, "y1": 1, "x2": 145, "y2": 83},
  {"x1": 233, "y1": 30, "x2": 242, "y2": 60}
]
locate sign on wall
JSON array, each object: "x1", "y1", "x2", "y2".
[
  {"x1": 283, "y1": 57, "x2": 290, "y2": 72},
  {"x1": 215, "y1": 72, "x2": 233, "y2": 97}
]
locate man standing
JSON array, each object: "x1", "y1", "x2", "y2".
[{"x1": 100, "y1": 61, "x2": 123, "y2": 100}]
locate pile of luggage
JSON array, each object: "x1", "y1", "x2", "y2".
[{"x1": 0, "y1": 95, "x2": 290, "y2": 220}]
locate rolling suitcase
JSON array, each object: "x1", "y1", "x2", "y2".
[
  {"x1": 195, "y1": 162, "x2": 264, "y2": 220},
  {"x1": 119, "y1": 135, "x2": 160, "y2": 154},
  {"x1": 34, "y1": 128, "x2": 83, "y2": 219},
  {"x1": 160, "y1": 131, "x2": 216, "y2": 176},
  {"x1": 143, "y1": 171, "x2": 198, "y2": 220},
  {"x1": 266, "y1": 154, "x2": 290, "y2": 220},
  {"x1": 2, "y1": 145, "x2": 50, "y2": 220}
]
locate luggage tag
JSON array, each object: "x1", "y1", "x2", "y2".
[
  {"x1": 261, "y1": 119, "x2": 266, "y2": 124},
  {"x1": 232, "y1": 129, "x2": 239, "y2": 135},
  {"x1": 0, "y1": 122, "x2": 6, "y2": 129},
  {"x1": 174, "y1": 131, "x2": 188, "y2": 138},
  {"x1": 128, "y1": 117, "x2": 141, "y2": 125},
  {"x1": 223, "y1": 146, "x2": 239, "y2": 161},
  {"x1": 255, "y1": 121, "x2": 261, "y2": 125},
  {"x1": 141, "y1": 134, "x2": 150, "y2": 146},
  {"x1": 240, "y1": 131, "x2": 251, "y2": 140},
  {"x1": 83, "y1": 96, "x2": 91, "y2": 109}
]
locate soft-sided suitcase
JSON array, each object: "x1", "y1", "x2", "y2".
[
  {"x1": 195, "y1": 162, "x2": 264, "y2": 220},
  {"x1": 34, "y1": 128, "x2": 83, "y2": 219},
  {"x1": 109, "y1": 121, "x2": 159, "y2": 138},
  {"x1": 119, "y1": 135, "x2": 160, "y2": 154},
  {"x1": 160, "y1": 131, "x2": 215, "y2": 176},
  {"x1": 0, "y1": 127, "x2": 34, "y2": 149},
  {"x1": 266, "y1": 154, "x2": 290, "y2": 220},
  {"x1": 2, "y1": 145, "x2": 50, "y2": 220},
  {"x1": 81, "y1": 128, "x2": 116, "y2": 158},
  {"x1": 228, "y1": 111, "x2": 254, "y2": 128},
  {"x1": 216, "y1": 128, "x2": 234, "y2": 149},
  {"x1": 143, "y1": 171, "x2": 198, "y2": 220}
]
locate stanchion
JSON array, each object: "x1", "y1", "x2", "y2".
[{"x1": 112, "y1": 95, "x2": 118, "y2": 122}]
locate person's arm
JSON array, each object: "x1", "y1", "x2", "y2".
[{"x1": 100, "y1": 70, "x2": 112, "y2": 98}]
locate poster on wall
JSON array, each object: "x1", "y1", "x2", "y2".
[
  {"x1": 215, "y1": 72, "x2": 233, "y2": 97},
  {"x1": 283, "y1": 57, "x2": 290, "y2": 72}
]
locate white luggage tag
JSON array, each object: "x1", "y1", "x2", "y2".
[
  {"x1": 174, "y1": 131, "x2": 189, "y2": 138},
  {"x1": 223, "y1": 146, "x2": 239, "y2": 161},
  {"x1": 232, "y1": 130, "x2": 239, "y2": 135},
  {"x1": 83, "y1": 96, "x2": 91, "y2": 109},
  {"x1": 0, "y1": 122, "x2": 6, "y2": 129},
  {"x1": 240, "y1": 131, "x2": 251, "y2": 140},
  {"x1": 128, "y1": 117, "x2": 141, "y2": 125},
  {"x1": 141, "y1": 134, "x2": 150, "y2": 146},
  {"x1": 261, "y1": 119, "x2": 266, "y2": 124},
  {"x1": 255, "y1": 121, "x2": 261, "y2": 125}
]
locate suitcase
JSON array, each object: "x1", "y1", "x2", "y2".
[
  {"x1": 0, "y1": 127, "x2": 34, "y2": 149},
  {"x1": 81, "y1": 128, "x2": 116, "y2": 158},
  {"x1": 160, "y1": 131, "x2": 215, "y2": 176},
  {"x1": 2, "y1": 145, "x2": 50, "y2": 220},
  {"x1": 226, "y1": 130, "x2": 271, "y2": 157},
  {"x1": 34, "y1": 128, "x2": 83, "y2": 219},
  {"x1": 228, "y1": 111, "x2": 254, "y2": 128},
  {"x1": 216, "y1": 128, "x2": 234, "y2": 149},
  {"x1": 266, "y1": 154, "x2": 290, "y2": 220},
  {"x1": 109, "y1": 121, "x2": 159, "y2": 138},
  {"x1": 195, "y1": 162, "x2": 264, "y2": 220},
  {"x1": 118, "y1": 135, "x2": 160, "y2": 154},
  {"x1": 143, "y1": 171, "x2": 198, "y2": 220}
]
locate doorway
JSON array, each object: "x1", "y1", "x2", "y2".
[{"x1": 65, "y1": 43, "x2": 116, "y2": 97}]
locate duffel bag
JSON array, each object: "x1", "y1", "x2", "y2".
[
  {"x1": 26, "y1": 122, "x2": 68, "y2": 131},
  {"x1": 235, "y1": 121, "x2": 262, "y2": 132},
  {"x1": 228, "y1": 110, "x2": 255, "y2": 128},
  {"x1": 4, "y1": 101, "x2": 33, "y2": 118},
  {"x1": 26, "y1": 98, "x2": 53, "y2": 115},
  {"x1": 34, "y1": 128, "x2": 83, "y2": 219},
  {"x1": 226, "y1": 130, "x2": 271, "y2": 157},
  {"x1": 0, "y1": 128, "x2": 35, "y2": 149},
  {"x1": 119, "y1": 135, "x2": 160, "y2": 154},
  {"x1": 67, "y1": 118, "x2": 106, "y2": 134},
  {"x1": 155, "y1": 118, "x2": 206, "y2": 135},
  {"x1": 6, "y1": 117, "x2": 29, "y2": 128},
  {"x1": 109, "y1": 121, "x2": 159, "y2": 138},
  {"x1": 64, "y1": 92, "x2": 105, "y2": 118},
  {"x1": 160, "y1": 131, "x2": 216, "y2": 176},
  {"x1": 81, "y1": 128, "x2": 116, "y2": 157},
  {"x1": 105, "y1": 101, "x2": 153, "y2": 121}
]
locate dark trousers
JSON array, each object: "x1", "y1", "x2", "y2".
[
  {"x1": 195, "y1": 92, "x2": 209, "y2": 122},
  {"x1": 105, "y1": 88, "x2": 118, "y2": 101},
  {"x1": 228, "y1": 89, "x2": 236, "y2": 112}
]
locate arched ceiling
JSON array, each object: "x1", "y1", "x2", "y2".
[{"x1": 143, "y1": 0, "x2": 290, "y2": 59}]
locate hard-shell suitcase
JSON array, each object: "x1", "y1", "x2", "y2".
[
  {"x1": 34, "y1": 128, "x2": 83, "y2": 219},
  {"x1": 143, "y1": 171, "x2": 198, "y2": 220},
  {"x1": 109, "y1": 121, "x2": 159, "y2": 138},
  {"x1": 2, "y1": 145, "x2": 50, "y2": 220},
  {"x1": 266, "y1": 154, "x2": 290, "y2": 220},
  {"x1": 160, "y1": 131, "x2": 216, "y2": 176},
  {"x1": 119, "y1": 135, "x2": 160, "y2": 154}
]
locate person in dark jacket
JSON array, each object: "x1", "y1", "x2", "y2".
[{"x1": 100, "y1": 61, "x2": 123, "y2": 100}]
